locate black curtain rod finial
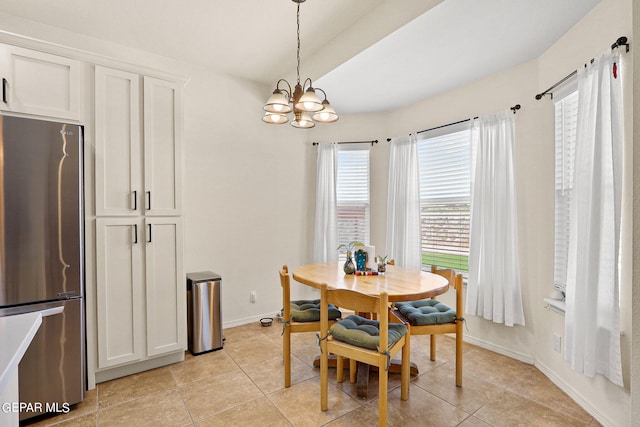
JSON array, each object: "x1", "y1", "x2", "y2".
[
  {"x1": 612, "y1": 36, "x2": 629, "y2": 52},
  {"x1": 510, "y1": 104, "x2": 521, "y2": 114}
]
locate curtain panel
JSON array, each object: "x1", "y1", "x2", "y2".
[
  {"x1": 312, "y1": 143, "x2": 338, "y2": 263},
  {"x1": 564, "y1": 50, "x2": 623, "y2": 386},
  {"x1": 466, "y1": 111, "x2": 525, "y2": 327},
  {"x1": 385, "y1": 135, "x2": 421, "y2": 270}
]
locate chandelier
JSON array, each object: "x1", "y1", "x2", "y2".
[{"x1": 262, "y1": 0, "x2": 339, "y2": 128}]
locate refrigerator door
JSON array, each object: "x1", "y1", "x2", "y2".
[
  {"x1": 0, "y1": 116, "x2": 83, "y2": 306},
  {"x1": 0, "y1": 299, "x2": 85, "y2": 420}
]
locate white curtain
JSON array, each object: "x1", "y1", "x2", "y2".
[
  {"x1": 564, "y1": 50, "x2": 623, "y2": 386},
  {"x1": 312, "y1": 143, "x2": 338, "y2": 263},
  {"x1": 386, "y1": 135, "x2": 421, "y2": 270},
  {"x1": 466, "y1": 111, "x2": 525, "y2": 326}
]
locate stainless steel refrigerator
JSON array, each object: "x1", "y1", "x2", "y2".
[{"x1": 0, "y1": 115, "x2": 84, "y2": 421}]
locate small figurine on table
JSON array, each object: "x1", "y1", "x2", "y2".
[{"x1": 354, "y1": 249, "x2": 367, "y2": 272}]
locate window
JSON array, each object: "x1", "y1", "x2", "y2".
[
  {"x1": 553, "y1": 89, "x2": 578, "y2": 296},
  {"x1": 417, "y1": 127, "x2": 471, "y2": 271},
  {"x1": 336, "y1": 147, "x2": 370, "y2": 259}
]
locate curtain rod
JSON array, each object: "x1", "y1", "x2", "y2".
[
  {"x1": 312, "y1": 140, "x2": 378, "y2": 146},
  {"x1": 385, "y1": 104, "x2": 521, "y2": 140},
  {"x1": 535, "y1": 36, "x2": 629, "y2": 101}
]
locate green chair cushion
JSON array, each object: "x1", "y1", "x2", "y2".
[
  {"x1": 290, "y1": 299, "x2": 341, "y2": 322},
  {"x1": 395, "y1": 299, "x2": 456, "y2": 326},
  {"x1": 329, "y1": 315, "x2": 407, "y2": 350}
]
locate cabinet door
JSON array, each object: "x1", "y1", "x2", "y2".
[
  {"x1": 143, "y1": 77, "x2": 183, "y2": 216},
  {"x1": 96, "y1": 218, "x2": 145, "y2": 369},
  {"x1": 0, "y1": 44, "x2": 82, "y2": 120},
  {"x1": 95, "y1": 66, "x2": 142, "y2": 216},
  {"x1": 144, "y1": 217, "x2": 185, "y2": 356}
]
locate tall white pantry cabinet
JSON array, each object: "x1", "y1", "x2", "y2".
[
  {"x1": 94, "y1": 66, "x2": 186, "y2": 374},
  {"x1": 0, "y1": 39, "x2": 187, "y2": 387}
]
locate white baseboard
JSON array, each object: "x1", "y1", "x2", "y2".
[
  {"x1": 466, "y1": 336, "x2": 614, "y2": 425},
  {"x1": 223, "y1": 311, "x2": 280, "y2": 329},
  {"x1": 464, "y1": 335, "x2": 535, "y2": 365},
  {"x1": 535, "y1": 360, "x2": 614, "y2": 427}
]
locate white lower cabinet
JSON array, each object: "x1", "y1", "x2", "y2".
[{"x1": 96, "y1": 217, "x2": 185, "y2": 370}]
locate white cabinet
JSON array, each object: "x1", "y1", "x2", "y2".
[
  {"x1": 0, "y1": 44, "x2": 82, "y2": 120},
  {"x1": 96, "y1": 217, "x2": 185, "y2": 369},
  {"x1": 96, "y1": 218, "x2": 145, "y2": 368},
  {"x1": 95, "y1": 66, "x2": 182, "y2": 217},
  {"x1": 144, "y1": 218, "x2": 185, "y2": 357},
  {"x1": 143, "y1": 77, "x2": 183, "y2": 216},
  {"x1": 94, "y1": 65, "x2": 185, "y2": 372},
  {"x1": 94, "y1": 67, "x2": 141, "y2": 216}
]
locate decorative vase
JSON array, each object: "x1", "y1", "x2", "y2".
[{"x1": 343, "y1": 251, "x2": 356, "y2": 274}]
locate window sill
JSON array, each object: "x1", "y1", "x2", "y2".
[{"x1": 544, "y1": 298, "x2": 566, "y2": 315}]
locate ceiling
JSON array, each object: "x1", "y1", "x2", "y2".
[{"x1": 0, "y1": 0, "x2": 601, "y2": 115}]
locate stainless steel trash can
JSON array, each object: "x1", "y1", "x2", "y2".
[{"x1": 186, "y1": 271, "x2": 223, "y2": 354}]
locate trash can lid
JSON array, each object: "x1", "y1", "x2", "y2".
[{"x1": 187, "y1": 271, "x2": 221, "y2": 283}]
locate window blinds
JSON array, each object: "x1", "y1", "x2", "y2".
[
  {"x1": 336, "y1": 148, "x2": 370, "y2": 254},
  {"x1": 554, "y1": 90, "x2": 578, "y2": 294},
  {"x1": 417, "y1": 129, "x2": 471, "y2": 271}
]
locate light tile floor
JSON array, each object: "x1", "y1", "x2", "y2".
[{"x1": 23, "y1": 322, "x2": 601, "y2": 427}]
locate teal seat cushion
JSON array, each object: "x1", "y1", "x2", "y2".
[
  {"x1": 395, "y1": 300, "x2": 456, "y2": 326},
  {"x1": 290, "y1": 299, "x2": 341, "y2": 322},
  {"x1": 329, "y1": 315, "x2": 407, "y2": 350}
]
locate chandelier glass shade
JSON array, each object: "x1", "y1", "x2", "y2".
[{"x1": 262, "y1": 0, "x2": 339, "y2": 128}]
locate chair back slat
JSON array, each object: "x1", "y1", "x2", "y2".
[
  {"x1": 320, "y1": 285, "x2": 389, "y2": 351},
  {"x1": 429, "y1": 265, "x2": 457, "y2": 289},
  {"x1": 327, "y1": 288, "x2": 383, "y2": 314}
]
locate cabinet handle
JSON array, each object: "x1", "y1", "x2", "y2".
[
  {"x1": 147, "y1": 224, "x2": 152, "y2": 243},
  {"x1": 133, "y1": 224, "x2": 138, "y2": 244},
  {"x1": 2, "y1": 78, "x2": 7, "y2": 104},
  {"x1": 146, "y1": 191, "x2": 151, "y2": 210},
  {"x1": 132, "y1": 191, "x2": 137, "y2": 211}
]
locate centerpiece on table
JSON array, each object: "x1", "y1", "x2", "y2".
[{"x1": 336, "y1": 241, "x2": 363, "y2": 274}]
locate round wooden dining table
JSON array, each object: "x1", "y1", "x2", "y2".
[
  {"x1": 292, "y1": 261, "x2": 450, "y2": 397},
  {"x1": 292, "y1": 261, "x2": 449, "y2": 302}
]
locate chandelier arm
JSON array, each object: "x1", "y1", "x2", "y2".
[
  {"x1": 314, "y1": 87, "x2": 328, "y2": 101},
  {"x1": 276, "y1": 79, "x2": 293, "y2": 99},
  {"x1": 302, "y1": 77, "x2": 314, "y2": 91}
]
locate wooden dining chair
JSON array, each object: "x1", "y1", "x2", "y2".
[
  {"x1": 320, "y1": 284, "x2": 410, "y2": 427},
  {"x1": 280, "y1": 265, "x2": 341, "y2": 387},
  {"x1": 391, "y1": 265, "x2": 464, "y2": 386}
]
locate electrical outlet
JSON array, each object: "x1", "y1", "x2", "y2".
[
  {"x1": 250, "y1": 290, "x2": 256, "y2": 303},
  {"x1": 553, "y1": 334, "x2": 561, "y2": 352}
]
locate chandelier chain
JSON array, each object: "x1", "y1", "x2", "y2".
[{"x1": 296, "y1": 2, "x2": 301, "y2": 85}]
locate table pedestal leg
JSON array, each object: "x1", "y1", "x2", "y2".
[{"x1": 313, "y1": 356, "x2": 418, "y2": 398}]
